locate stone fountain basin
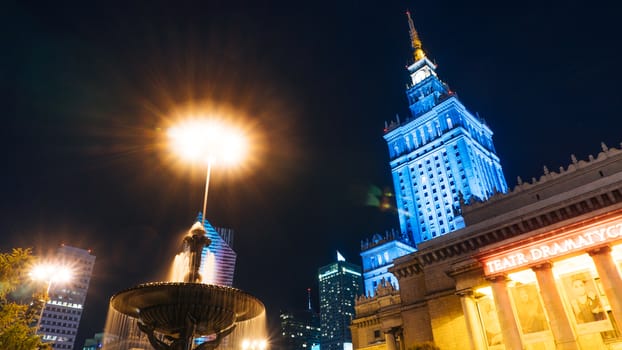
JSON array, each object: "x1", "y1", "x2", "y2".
[{"x1": 110, "y1": 282, "x2": 265, "y2": 337}]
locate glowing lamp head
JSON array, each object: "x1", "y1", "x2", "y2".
[
  {"x1": 31, "y1": 264, "x2": 53, "y2": 281},
  {"x1": 30, "y1": 263, "x2": 73, "y2": 284},
  {"x1": 257, "y1": 340, "x2": 268, "y2": 350},
  {"x1": 56, "y1": 267, "x2": 73, "y2": 283},
  {"x1": 241, "y1": 339, "x2": 267, "y2": 350},
  {"x1": 168, "y1": 119, "x2": 247, "y2": 166}
]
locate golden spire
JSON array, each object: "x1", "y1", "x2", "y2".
[{"x1": 406, "y1": 10, "x2": 426, "y2": 62}]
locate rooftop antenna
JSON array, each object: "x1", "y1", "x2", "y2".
[
  {"x1": 307, "y1": 288, "x2": 312, "y2": 311},
  {"x1": 406, "y1": 10, "x2": 426, "y2": 61}
]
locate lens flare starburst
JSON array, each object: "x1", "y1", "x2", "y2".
[{"x1": 167, "y1": 119, "x2": 247, "y2": 166}]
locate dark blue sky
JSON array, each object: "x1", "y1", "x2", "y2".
[{"x1": 2, "y1": 0, "x2": 621, "y2": 346}]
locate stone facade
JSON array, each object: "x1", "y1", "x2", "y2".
[{"x1": 352, "y1": 143, "x2": 622, "y2": 350}]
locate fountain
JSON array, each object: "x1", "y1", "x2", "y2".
[{"x1": 109, "y1": 222, "x2": 265, "y2": 350}]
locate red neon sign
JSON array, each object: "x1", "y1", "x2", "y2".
[{"x1": 481, "y1": 218, "x2": 622, "y2": 275}]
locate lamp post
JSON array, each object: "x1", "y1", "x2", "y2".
[
  {"x1": 242, "y1": 338, "x2": 268, "y2": 350},
  {"x1": 168, "y1": 119, "x2": 247, "y2": 225},
  {"x1": 30, "y1": 263, "x2": 72, "y2": 332}
]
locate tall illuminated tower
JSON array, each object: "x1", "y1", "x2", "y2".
[
  {"x1": 383, "y1": 11, "x2": 508, "y2": 244},
  {"x1": 38, "y1": 245, "x2": 95, "y2": 350},
  {"x1": 318, "y1": 252, "x2": 363, "y2": 350}
]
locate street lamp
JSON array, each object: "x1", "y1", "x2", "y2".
[
  {"x1": 168, "y1": 119, "x2": 247, "y2": 225},
  {"x1": 30, "y1": 263, "x2": 73, "y2": 331},
  {"x1": 242, "y1": 338, "x2": 268, "y2": 350}
]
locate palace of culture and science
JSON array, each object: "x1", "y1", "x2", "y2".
[
  {"x1": 361, "y1": 11, "x2": 507, "y2": 298},
  {"x1": 354, "y1": 10, "x2": 622, "y2": 350}
]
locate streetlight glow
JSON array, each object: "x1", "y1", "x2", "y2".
[
  {"x1": 167, "y1": 118, "x2": 248, "y2": 224},
  {"x1": 241, "y1": 339, "x2": 268, "y2": 350},
  {"x1": 30, "y1": 263, "x2": 74, "y2": 290},
  {"x1": 167, "y1": 119, "x2": 247, "y2": 166},
  {"x1": 30, "y1": 262, "x2": 74, "y2": 332}
]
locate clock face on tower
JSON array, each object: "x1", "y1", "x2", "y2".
[{"x1": 413, "y1": 68, "x2": 429, "y2": 85}]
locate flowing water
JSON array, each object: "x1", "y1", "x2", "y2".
[
  {"x1": 169, "y1": 250, "x2": 216, "y2": 284},
  {"x1": 102, "y1": 224, "x2": 267, "y2": 350}
]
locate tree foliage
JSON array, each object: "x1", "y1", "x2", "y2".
[
  {"x1": 0, "y1": 248, "x2": 34, "y2": 299},
  {"x1": 0, "y1": 248, "x2": 51, "y2": 350}
]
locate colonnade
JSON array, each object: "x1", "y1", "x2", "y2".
[
  {"x1": 459, "y1": 245, "x2": 622, "y2": 349},
  {"x1": 383, "y1": 327, "x2": 405, "y2": 350}
]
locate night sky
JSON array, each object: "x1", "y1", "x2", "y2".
[{"x1": 2, "y1": 0, "x2": 622, "y2": 347}]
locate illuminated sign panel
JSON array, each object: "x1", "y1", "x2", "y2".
[{"x1": 481, "y1": 218, "x2": 622, "y2": 275}]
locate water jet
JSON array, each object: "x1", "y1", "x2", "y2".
[{"x1": 109, "y1": 222, "x2": 265, "y2": 350}]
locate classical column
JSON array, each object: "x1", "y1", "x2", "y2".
[
  {"x1": 458, "y1": 290, "x2": 487, "y2": 350},
  {"x1": 589, "y1": 246, "x2": 622, "y2": 326},
  {"x1": 489, "y1": 275, "x2": 523, "y2": 350},
  {"x1": 395, "y1": 328, "x2": 406, "y2": 350},
  {"x1": 532, "y1": 263, "x2": 579, "y2": 350},
  {"x1": 384, "y1": 330, "x2": 397, "y2": 350}
]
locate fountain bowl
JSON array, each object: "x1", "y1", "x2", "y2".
[{"x1": 110, "y1": 282, "x2": 265, "y2": 337}]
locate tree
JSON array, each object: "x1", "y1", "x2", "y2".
[{"x1": 0, "y1": 248, "x2": 51, "y2": 350}]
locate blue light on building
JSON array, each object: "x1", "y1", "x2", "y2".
[
  {"x1": 383, "y1": 11, "x2": 508, "y2": 245},
  {"x1": 359, "y1": 230, "x2": 415, "y2": 297},
  {"x1": 196, "y1": 213, "x2": 237, "y2": 287},
  {"x1": 360, "y1": 11, "x2": 508, "y2": 296}
]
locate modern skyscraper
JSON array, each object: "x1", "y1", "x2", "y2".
[
  {"x1": 81, "y1": 332, "x2": 103, "y2": 350},
  {"x1": 383, "y1": 11, "x2": 508, "y2": 245},
  {"x1": 197, "y1": 213, "x2": 237, "y2": 286},
  {"x1": 359, "y1": 229, "x2": 415, "y2": 297},
  {"x1": 319, "y1": 253, "x2": 363, "y2": 350},
  {"x1": 38, "y1": 245, "x2": 95, "y2": 350},
  {"x1": 279, "y1": 290, "x2": 321, "y2": 350}
]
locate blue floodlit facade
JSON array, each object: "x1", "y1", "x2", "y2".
[
  {"x1": 319, "y1": 255, "x2": 363, "y2": 350},
  {"x1": 383, "y1": 12, "x2": 508, "y2": 245},
  {"x1": 196, "y1": 213, "x2": 237, "y2": 287},
  {"x1": 359, "y1": 230, "x2": 415, "y2": 297},
  {"x1": 360, "y1": 12, "x2": 508, "y2": 295}
]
